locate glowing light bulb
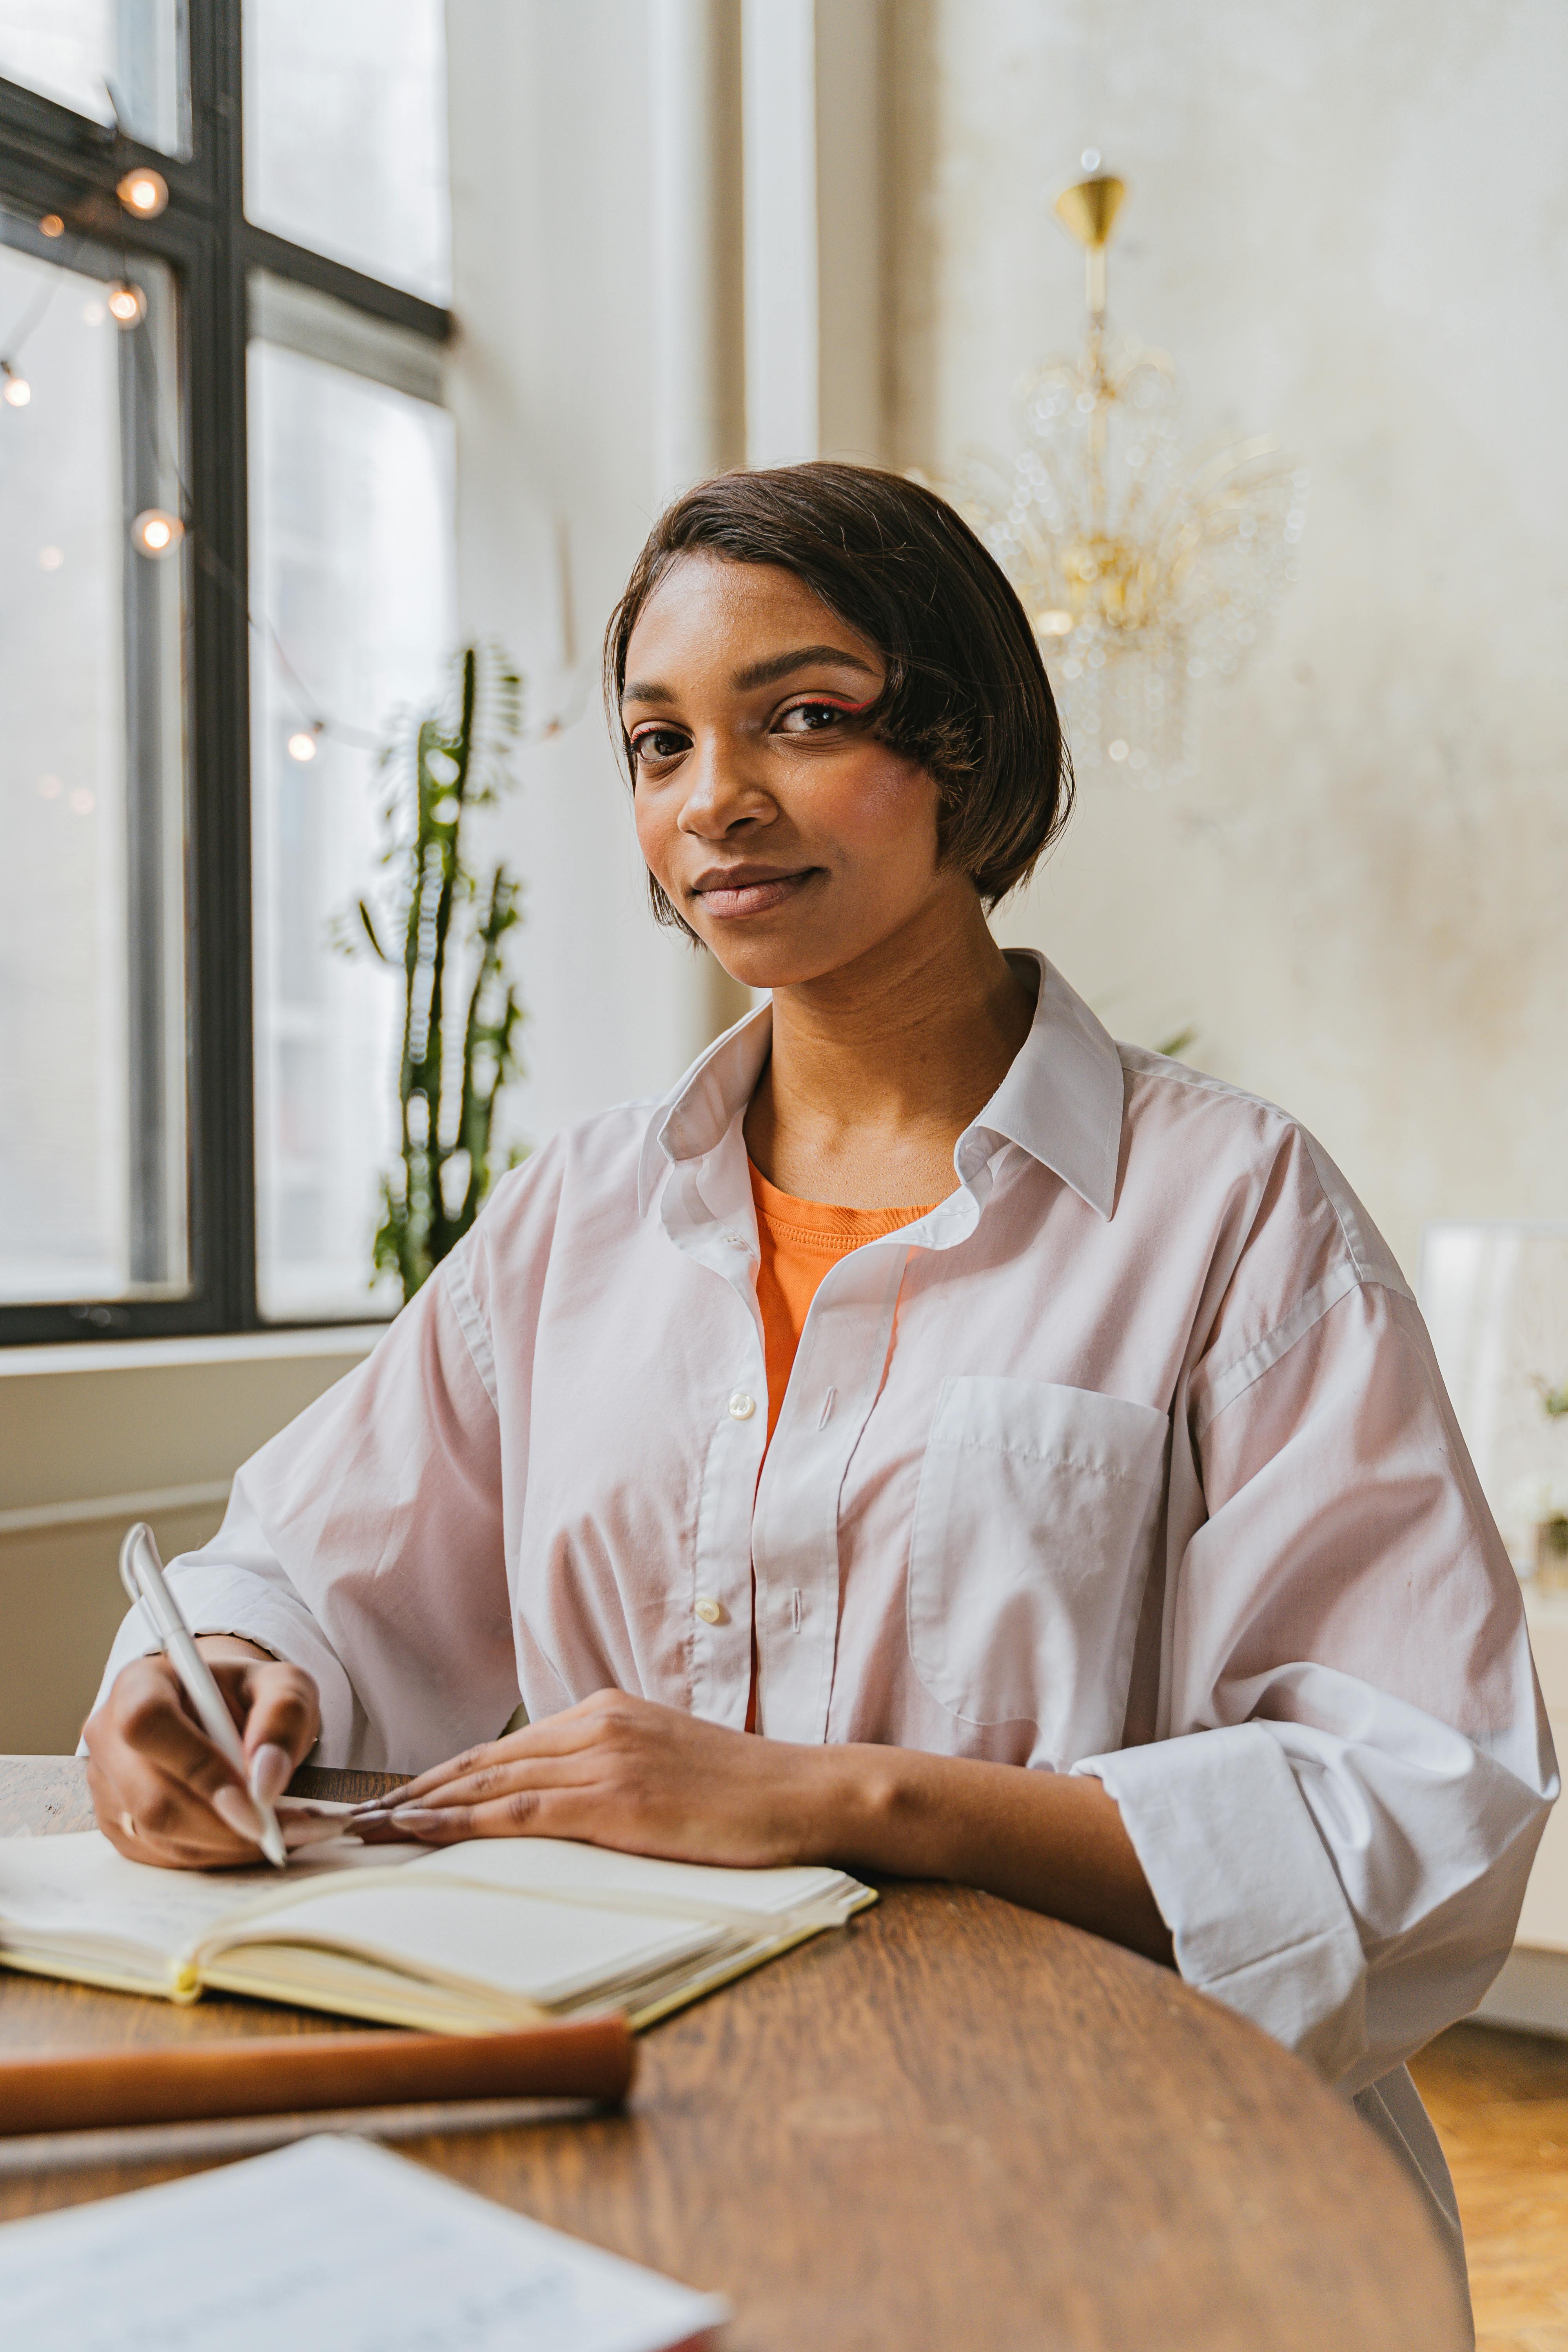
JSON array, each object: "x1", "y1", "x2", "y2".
[
  {"x1": 131, "y1": 508, "x2": 183, "y2": 558},
  {"x1": 38, "y1": 214, "x2": 64, "y2": 238},
  {"x1": 2, "y1": 364, "x2": 29, "y2": 407},
  {"x1": 287, "y1": 730, "x2": 319, "y2": 762},
  {"x1": 107, "y1": 282, "x2": 147, "y2": 328},
  {"x1": 1080, "y1": 148, "x2": 1102, "y2": 171},
  {"x1": 116, "y1": 167, "x2": 168, "y2": 219},
  {"x1": 1036, "y1": 610, "x2": 1074, "y2": 637}
]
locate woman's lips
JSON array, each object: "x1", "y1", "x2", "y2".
[{"x1": 695, "y1": 870, "x2": 817, "y2": 919}]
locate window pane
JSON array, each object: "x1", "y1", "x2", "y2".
[
  {"x1": 249, "y1": 321, "x2": 454, "y2": 1321},
  {"x1": 243, "y1": 0, "x2": 451, "y2": 302},
  {"x1": 0, "y1": 0, "x2": 188, "y2": 155},
  {"x1": 0, "y1": 216, "x2": 188, "y2": 1305}
]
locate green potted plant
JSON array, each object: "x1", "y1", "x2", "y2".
[{"x1": 338, "y1": 643, "x2": 527, "y2": 1302}]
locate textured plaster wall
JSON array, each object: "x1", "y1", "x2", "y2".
[{"x1": 889, "y1": 0, "x2": 1568, "y2": 1277}]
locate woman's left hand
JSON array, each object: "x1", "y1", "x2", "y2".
[{"x1": 351, "y1": 1689, "x2": 862, "y2": 1867}]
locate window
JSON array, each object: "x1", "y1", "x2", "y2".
[
  {"x1": 0, "y1": 225, "x2": 186, "y2": 1308},
  {"x1": 0, "y1": 2, "x2": 452, "y2": 1343},
  {"x1": 249, "y1": 287, "x2": 454, "y2": 1319}
]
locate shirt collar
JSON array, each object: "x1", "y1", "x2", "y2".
[
  {"x1": 971, "y1": 950, "x2": 1124, "y2": 1218},
  {"x1": 636, "y1": 948, "x2": 1124, "y2": 1221}
]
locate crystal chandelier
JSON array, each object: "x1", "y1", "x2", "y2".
[{"x1": 962, "y1": 172, "x2": 1307, "y2": 787}]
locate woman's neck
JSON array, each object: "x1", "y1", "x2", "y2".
[{"x1": 742, "y1": 885, "x2": 1038, "y2": 1209}]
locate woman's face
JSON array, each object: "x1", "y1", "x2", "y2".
[{"x1": 624, "y1": 555, "x2": 958, "y2": 991}]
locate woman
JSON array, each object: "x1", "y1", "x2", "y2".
[{"x1": 85, "y1": 464, "x2": 1553, "y2": 2283}]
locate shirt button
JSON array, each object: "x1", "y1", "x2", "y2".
[
  {"x1": 695, "y1": 1596, "x2": 724, "y2": 1625},
  {"x1": 728, "y1": 1391, "x2": 756, "y2": 1420},
  {"x1": 726, "y1": 1234, "x2": 750, "y2": 1252}
]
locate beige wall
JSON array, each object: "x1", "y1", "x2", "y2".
[{"x1": 888, "y1": 0, "x2": 1568, "y2": 1279}]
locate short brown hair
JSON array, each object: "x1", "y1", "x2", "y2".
[{"x1": 603, "y1": 461, "x2": 1073, "y2": 931}]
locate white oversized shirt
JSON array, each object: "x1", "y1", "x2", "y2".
[{"x1": 94, "y1": 952, "x2": 1554, "y2": 2268}]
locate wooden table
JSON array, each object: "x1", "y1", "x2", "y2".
[{"x1": 0, "y1": 1758, "x2": 1466, "y2": 2350}]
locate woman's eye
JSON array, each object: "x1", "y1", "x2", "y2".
[
  {"x1": 631, "y1": 727, "x2": 689, "y2": 765},
  {"x1": 777, "y1": 699, "x2": 859, "y2": 735}
]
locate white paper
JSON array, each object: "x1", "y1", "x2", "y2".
[{"x1": 0, "y1": 2134, "x2": 728, "y2": 2352}]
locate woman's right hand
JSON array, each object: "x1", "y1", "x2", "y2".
[{"x1": 83, "y1": 1639, "x2": 324, "y2": 1869}]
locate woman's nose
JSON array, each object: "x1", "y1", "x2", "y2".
[{"x1": 676, "y1": 736, "x2": 769, "y2": 838}]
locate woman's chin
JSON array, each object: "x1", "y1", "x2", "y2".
[
  {"x1": 688, "y1": 911, "x2": 833, "y2": 994},
  {"x1": 703, "y1": 944, "x2": 803, "y2": 993}
]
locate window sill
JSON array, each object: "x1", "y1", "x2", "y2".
[{"x1": 0, "y1": 1325, "x2": 388, "y2": 1379}]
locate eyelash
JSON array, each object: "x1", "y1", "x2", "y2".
[{"x1": 630, "y1": 697, "x2": 870, "y2": 766}]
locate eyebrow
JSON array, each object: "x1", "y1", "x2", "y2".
[{"x1": 621, "y1": 644, "x2": 878, "y2": 708}]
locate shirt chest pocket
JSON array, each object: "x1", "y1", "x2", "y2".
[{"x1": 906, "y1": 1376, "x2": 1169, "y2": 1764}]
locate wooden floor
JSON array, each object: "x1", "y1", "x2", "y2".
[{"x1": 1412, "y1": 2024, "x2": 1568, "y2": 2350}]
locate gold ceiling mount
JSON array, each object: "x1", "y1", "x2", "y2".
[{"x1": 1053, "y1": 172, "x2": 1126, "y2": 319}]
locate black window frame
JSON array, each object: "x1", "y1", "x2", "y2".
[{"x1": 0, "y1": 1, "x2": 452, "y2": 1346}]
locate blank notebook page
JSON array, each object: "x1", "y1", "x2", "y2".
[
  {"x1": 213, "y1": 1880, "x2": 722, "y2": 2005},
  {"x1": 405, "y1": 1837, "x2": 860, "y2": 1916},
  {"x1": 0, "y1": 1833, "x2": 417, "y2": 1963},
  {"x1": 0, "y1": 2134, "x2": 728, "y2": 2352}
]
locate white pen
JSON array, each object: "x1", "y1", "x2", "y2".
[{"x1": 118, "y1": 1521, "x2": 289, "y2": 1869}]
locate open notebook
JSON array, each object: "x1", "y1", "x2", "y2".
[{"x1": 0, "y1": 1832, "x2": 875, "y2": 2033}]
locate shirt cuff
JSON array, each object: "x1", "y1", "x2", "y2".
[
  {"x1": 84, "y1": 1569, "x2": 359, "y2": 1765},
  {"x1": 1074, "y1": 1722, "x2": 1368, "y2": 2082}
]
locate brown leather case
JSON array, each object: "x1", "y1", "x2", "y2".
[{"x1": 0, "y1": 2013, "x2": 635, "y2": 2133}]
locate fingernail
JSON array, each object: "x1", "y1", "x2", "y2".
[
  {"x1": 249, "y1": 1744, "x2": 292, "y2": 1804},
  {"x1": 388, "y1": 1806, "x2": 455, "y2": 1839},
  {"x1": 212, "y1": 1784, "x2": 265, "y2": 1842}
]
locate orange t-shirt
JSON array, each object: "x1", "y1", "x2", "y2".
[
  {"x1": 748, "y1": 1161, "x2": 942, "y2": 1445},
  {"x1": 744, "y1": 1162, "x2": 940, "y2": 1729}
]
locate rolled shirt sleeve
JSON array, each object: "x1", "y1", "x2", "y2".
[
  {"x1": 1078, "y1": 1277, "x2": 1558, "y2": 2094},
  {"x1": 86, "y1": 1243, "x2": 520, "y2": 1772}
]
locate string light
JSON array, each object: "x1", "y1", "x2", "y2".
[
  {"x1": 10, "y1": 190, "x2": 581, "y2": 772},
  {"x1": 131, "y1": 508, "x2": 183, "y2": 557},
  {"x1": 116, "y1": 167, "x2": 168, "y2": 220}
]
